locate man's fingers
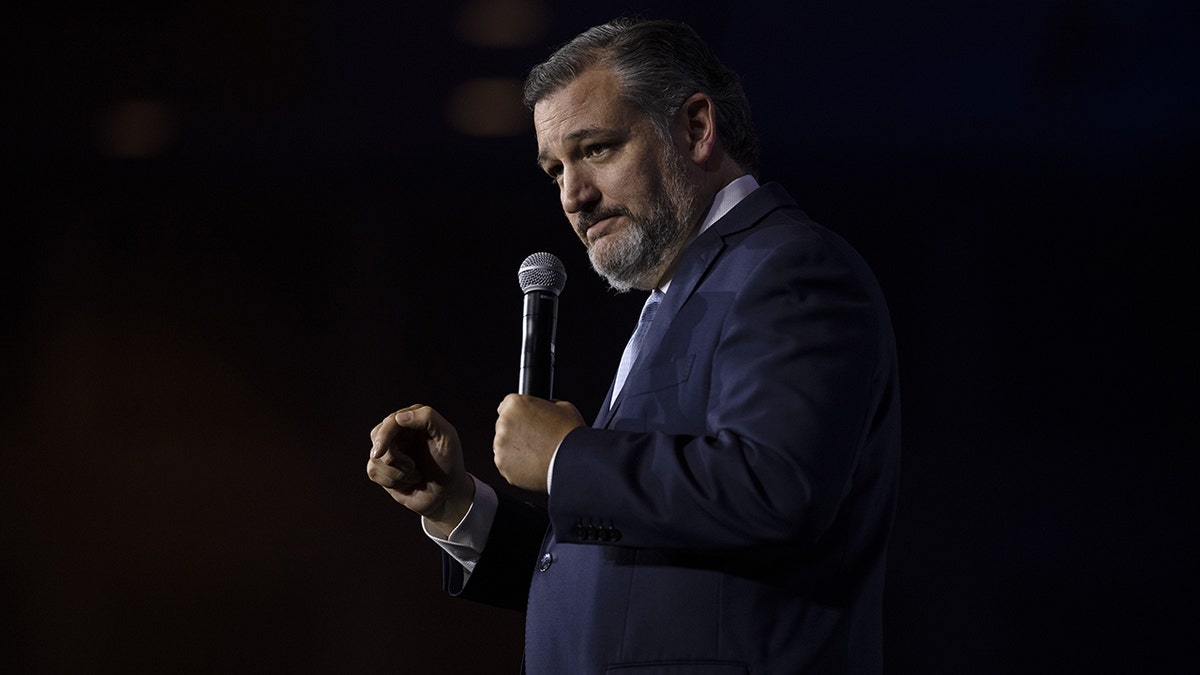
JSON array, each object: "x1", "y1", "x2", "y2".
[
  {"x1": 405, "y1": 405, "x2": 459, "y2": 457},
  {"x1": 384, "y1": 450, "x2": 417, "y2": 473},
  {"x1": 370, "y1": 405, "x2": 425, "y2": 458},
  {"x1": 366, "y1": 455, "x2": 423, "y2": 489},
  {"x1": 369, "y1": 403, "x2": 460, "y2": 469}
]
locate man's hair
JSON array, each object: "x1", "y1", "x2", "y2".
[{"x1": 524, "y1": 18, "x2": 759, "y2": 177}]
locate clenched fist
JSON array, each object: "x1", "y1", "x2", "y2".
[{"x1": 493, "y1": 394, "x2": 585, "y2": 493}]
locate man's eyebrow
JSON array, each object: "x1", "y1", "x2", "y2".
[{"x1": 536, "y1": 127, "x2": 614, "y2": 167}]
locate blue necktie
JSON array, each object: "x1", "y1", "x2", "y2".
[{"x1": 612, "y1": 289, "x2": 665, "y2": 401}]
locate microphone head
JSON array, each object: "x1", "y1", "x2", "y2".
[{"x1": 518, "y1": 252, "x2": 567, "y2": 295}]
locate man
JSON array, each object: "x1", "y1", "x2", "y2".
[{"x1": 368, "y1": 18, "x2": 900, "y2": 674}]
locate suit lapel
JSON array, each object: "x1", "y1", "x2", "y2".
[
  {"x1": 592, "y1": 183, "x2": 793, "y2": 428},
  {"x1": 594, "y1": 227, "x2": 727, "y2": 429}
]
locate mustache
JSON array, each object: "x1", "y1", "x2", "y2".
[{"x1": 576, "y1": 206, "x2": 632, "y2": 233}]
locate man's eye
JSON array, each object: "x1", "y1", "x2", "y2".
[{"x1": 585, "y1": 144, "x2": 611, "y2": 158}]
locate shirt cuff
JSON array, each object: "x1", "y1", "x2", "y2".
[
  {"x1": 546, "y1": 444, "x2": 560, "y2": 495},
  {"x1": 421, "y1": 475, "x2": 498, "y2": 575}
]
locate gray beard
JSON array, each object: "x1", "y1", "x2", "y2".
[{"x1": 587, "y1": 150, "x2": 698, "y2": 293}]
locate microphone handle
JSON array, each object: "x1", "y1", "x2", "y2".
[{"x1": 519, "y1": 290, "x2": 558, "y2": 398}]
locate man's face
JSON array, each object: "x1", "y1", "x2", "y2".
[{"x1": 534, "y1": 67, "x2": 699, "y2": 292}]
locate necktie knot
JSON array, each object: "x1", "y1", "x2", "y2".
[{"x1": 639, "y1": 289, "x2": 665, "y2": 325}]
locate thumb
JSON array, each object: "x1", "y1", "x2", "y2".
[{"x1": 402, "y1": 406, "x2": 457, "y2": 455}]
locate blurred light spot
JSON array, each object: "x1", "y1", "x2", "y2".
[
  {"x1": 455, "y1": 0, "x2": 550, "y2": 48},
  {"x1": 97, "y1": 99, "x2": 180, "y2": 158},
  {"x1": 446, "y1": 78, "x2": 529, "y2": 137}
]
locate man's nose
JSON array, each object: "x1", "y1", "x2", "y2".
[{"x1": 561, "y1": 165, "x2": 600, "y2": 214}]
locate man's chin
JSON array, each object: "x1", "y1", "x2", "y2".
[
  {"x1": 588, "y1": 254, "x2": 634, "y2": 293},
  {"x1": 585, "y1": 223, "x2": 668, "y2": 292},
  {"x1": 590, "y1": 256, "x2": 657, "y2": 293}
]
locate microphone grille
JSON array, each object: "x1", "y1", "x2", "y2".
[{"x1": 518, "y1": 252, "x2": 567, "y2": 295}]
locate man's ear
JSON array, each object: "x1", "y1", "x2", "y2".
[{"x1": 677, "y1": 92, "x2": 717, "y2": 165}]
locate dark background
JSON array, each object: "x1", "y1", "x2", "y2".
[{"x1": 3, "y1": 1, "x2": 1196, "y2": 672}]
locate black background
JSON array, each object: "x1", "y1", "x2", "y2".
[{"x1": 3, "y1": 1, "x2": 1196, "y2": 672}]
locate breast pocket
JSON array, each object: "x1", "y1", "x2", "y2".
[{"x1": 622, "y1": 354, "x2": 695, "y2": 399}]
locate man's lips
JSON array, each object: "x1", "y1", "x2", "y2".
[{"x1": 580, "y1": 213, "x2": 621, "y2": 242}]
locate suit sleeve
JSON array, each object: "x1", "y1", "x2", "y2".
[
  {"x1": 548, "y1": 229, "x2": 897, "y2": 551},
  {"x1": 444, "y1": 491, "x2": 550, "y2": 611}
]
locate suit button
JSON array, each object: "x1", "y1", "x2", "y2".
[{"x1": 538, "y1": 553, "x2": 553, "y2": 572}]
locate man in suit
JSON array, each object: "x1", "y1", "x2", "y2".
[{"x1": 367, "y1": 18, "x2": 900, "y2": 674}]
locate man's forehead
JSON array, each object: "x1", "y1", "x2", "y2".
[
  {"x1": 534, "y1": 69, "x2": 625, "y2": 126},
  {"x1": 541, "y1": 66, "x2": 621, "y2": 106},
  {"x1": 533, "y1": 70, "x2": 639, "y2": 156}
]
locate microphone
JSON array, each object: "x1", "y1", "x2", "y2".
[{"x1": 517, "y1": 252, "x2": 567, "y2": 398}]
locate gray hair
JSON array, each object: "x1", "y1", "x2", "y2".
[{"x1": 524, "y1": 18, "x2": 759, "y2": 177}]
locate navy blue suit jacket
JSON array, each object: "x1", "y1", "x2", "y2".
[{"x1": 448, "y1": 183, "x2": 901, "y2": 674}]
